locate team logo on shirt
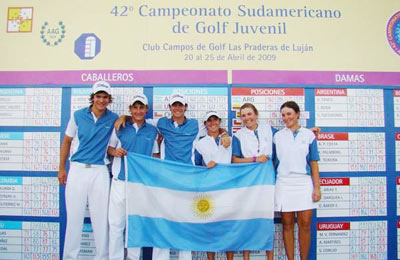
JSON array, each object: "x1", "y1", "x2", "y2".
[
  {"x1": 192, "y1": 193, "x2": 214, "y2": 219},
  {"x1": 386, "y1": 11, "x2": 400, "y2": 56}
]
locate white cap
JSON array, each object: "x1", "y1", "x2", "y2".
[
  {"x1": 169, "y1": 93, "x2": 187, "y2": 106},
  {"x1": 92, "y1": 81, "x2": 111, "y2": 95},
  {"x1": 131, "y1": 94, "x2": 148, "y2": 106},
  {"x1": 204, "y1": 110, "x2": 220, "y2": 122}
]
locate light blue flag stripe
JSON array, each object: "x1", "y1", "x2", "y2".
[
  {"x1": 125, "y1": 152, "x2": 275, "y2": 192},
  {"x1": 127, "y1": 216, "x2": 274, "y2": 251}
]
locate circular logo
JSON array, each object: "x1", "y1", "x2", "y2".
[
  {"x1": 197, "y1": 199, "x2": 210, "y2": 212},
  {"x1": 387, "y1": 11, "x2": 400, "y2": 56},
  {"x1": 40, "y1": 21, "x2": 66, "y2": 46}
]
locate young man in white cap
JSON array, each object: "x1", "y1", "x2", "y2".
[
  {"x1": 58, "y1": 81, "x2": 118, "y2": 260},
  {"x1": 107, "y1": 94, "x2": 159, "y2": 260}
]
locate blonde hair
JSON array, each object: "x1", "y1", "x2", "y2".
[{"x1": 240, "y1": 103, "x2": 259, "y2": 116}]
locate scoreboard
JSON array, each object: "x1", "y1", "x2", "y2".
[{"x1": 0, "y1": 69, "x2": 399, "y2": 259}]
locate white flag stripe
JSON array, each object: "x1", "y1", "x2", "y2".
[{"x1": 126, "y1": 182, "x2": 275, "y2": 223}]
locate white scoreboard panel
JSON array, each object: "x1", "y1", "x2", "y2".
[
  {"x1": 315, "y1": 88, "x2": 384, "y2": 127},
  {"x1": 317, "y1": 221, "x2": 387, "y2": 260},
  {"x1": 394, "y1": 90, "x2": 400, "y2": 127},
  {"x1": 0, "y1": 88, "x2": 62, "y2": 127},
  {"x1": 0, "y1": 221, "x2": 60, "y2": 260},
  {"x1": 231, "y1": 87, "x2": 308, "y2": 132},
  {"x1": 0, "y1": 132, "x2": 60, "y2": 172},
  {"x1": 318, "y1": 177, "x2": 386, "y2": 217},
  {"x1": 317, "y1": 133, "x2": 386, "y2": 172},
  {"x1": 0, "y1": 176, "x2": 59, "y2": 217}
]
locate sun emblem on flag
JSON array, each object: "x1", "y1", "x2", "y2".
[{"x1": 192, "y1": 194, "x2": 214, "y2": 219}]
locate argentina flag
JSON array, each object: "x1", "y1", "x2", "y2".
[{"x1": 125, "y1": 152, "x2": 275, "y2": 252}]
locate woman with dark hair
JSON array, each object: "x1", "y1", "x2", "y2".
[{"x1": 274, "y1": 101, "x2": 321, "y2": 260}]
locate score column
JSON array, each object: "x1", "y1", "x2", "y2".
[{"x1": 0, "y1": 87, "x2": 62, "y2": 259}]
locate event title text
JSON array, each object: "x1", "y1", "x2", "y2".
[{"x1": 113, "y1": 5, "x2": 343, "y2": 35}]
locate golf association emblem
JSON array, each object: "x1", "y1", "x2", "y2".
[
  {"x1": 386, "y1": 11, "x2": 400, "y2": 56},
  {"x1": 40, "y1": 21, "x2": 66, "y2": 46}
]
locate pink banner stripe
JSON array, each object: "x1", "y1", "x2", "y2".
[
  {"x1": 233, "y1": 70, "x2": 400, "y2": 86},
  {"x1": 0, "y1": 70, "x2": 227, "y2": 85}
]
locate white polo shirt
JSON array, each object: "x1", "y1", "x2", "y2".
[
  {"x1": 194, "y1": 135, "x2": 232, "y2": 166},
  {"x1": 232, "y1": 123, "x2": 274, "y2": 158},
  {"x1": 273, "y1": 127, "x2": 319, "y2": 176}
]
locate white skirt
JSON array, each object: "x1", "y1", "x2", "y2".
[{"x1": 274, "y1": 173, "x2": 316, "y2": 212}]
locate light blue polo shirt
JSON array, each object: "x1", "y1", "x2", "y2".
[
  {"x1": 69, "y1": 107, "x2": 118, "y2": 165},
  {"x1": 109, "y1": 120, "x2": 159, "y2": 180},
  {"x1": 157, "y1": 117, "x2": 199, "y2": 164}
]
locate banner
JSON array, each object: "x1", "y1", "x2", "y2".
[{"x1": 0, "y1": 1, "x2": 399, "y2": 71}]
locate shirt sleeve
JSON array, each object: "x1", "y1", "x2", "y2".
[
  {"x1": 309, "y1": 138, "x2": 320, "y2": 161},
  {"x1": 65, "y1": 115, "x2": 77, "y2": 137},
  {"x1": 152, "y1": 135, "x2": 160, "y2": 154},
  {"x1": 194, "y1": 149, "x2": 204, "y2": 166},
  {"x1": 145, "y1": 118, "x2": 159, "y2": 127},
  {"x1": 271, "y1": 126, "x2": 279, "y2": 136},
  {"x1": 108, "y1": 129, "x2": 119, "y2": 148},
  {"x1": 232, "y1": 136, "x2": 243, "y2": 158},
  {"x1": 271, "y1": 141, "x2": 276, "y2": 163},
  {"x1": 198, "y1": 121, "x2": 207, "y2": 137}
]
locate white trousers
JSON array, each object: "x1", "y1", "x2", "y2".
[
  {"x1": 109, "y1": 178, "x2": 141, "y2": 260},
  {"x1": 153, "y1": 249, "x2": 192, "y2": 260},
  {"x1": 63, "y1": 163, "x2": 110, "y2": 260}
]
